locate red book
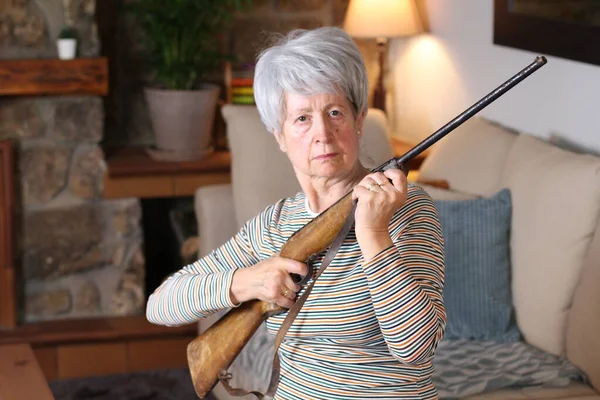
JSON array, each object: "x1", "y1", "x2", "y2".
[{"x1": 231, "y1": 78, "x2": 254, "y2": 87}]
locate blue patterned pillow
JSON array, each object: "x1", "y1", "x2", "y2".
[{"x1": 435, "y1": 188, "x2": 521, "y2": 342}]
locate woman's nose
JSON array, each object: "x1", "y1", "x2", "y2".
[{"x1": 313, "y1": 117, "x2": 333, "y2": 143}]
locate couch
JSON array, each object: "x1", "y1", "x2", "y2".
[{"x1": 193, "y1": 105, "x2": 600, "y2": 399}]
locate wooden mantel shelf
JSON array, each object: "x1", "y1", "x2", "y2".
[
  {"x1": 0, "y1": 57, "x2": 108, "y2": 96},
  {"x1": 103, "y1": 147, "x2": 232, "y2": 199}
]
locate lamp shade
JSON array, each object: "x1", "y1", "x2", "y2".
[{"x1": 343, "y1": 0, "x2": 423, "y2": 39}]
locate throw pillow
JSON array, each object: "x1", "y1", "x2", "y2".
[{"x1": 436, "y1": 188, "x2": 521, "y2": 342}]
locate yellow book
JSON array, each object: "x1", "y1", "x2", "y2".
[{"x1": 231, "y1": 87, "x2": 254, "y2": 96}]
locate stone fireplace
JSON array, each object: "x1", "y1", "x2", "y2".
[
  {"x1": 0, "y1": 100, "x2": 146, "y2": 324},
  {"x1": 0, "y1": 0, "x2": 145, "y2": 323}
]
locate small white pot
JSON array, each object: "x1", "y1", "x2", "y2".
[{"x1": 57, "y1": 38, "x2": 77, "y2": 60}]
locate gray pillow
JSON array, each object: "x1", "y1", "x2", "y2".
[{"x1": 436, "y1": 188, "x2": 521, "y2": 342}]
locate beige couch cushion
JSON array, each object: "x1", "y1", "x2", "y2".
[
  {"x1": 419, "y1": 118, "x2": 517, "y2": 197},
  {"x1": 567, "y1": 213, "x2": 600, "y2": 391},
  {"x1": 221, "y1": 105, "x2": 393, "y2": 226},
  {"x1": 358, "y1": 108, "x2": 394, "y2": 169},
  {"x1": 418, "y1": 183, "x2": 480, "y2": 201},
  {"x1": 221, "y1": 105, "x2": 300, "y2": 227},
  {"x1": 501, "y1": 134, "x2": 600, "y2": 356}
]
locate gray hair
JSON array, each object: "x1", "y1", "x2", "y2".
[{"x1": 253, "y1": 26, "x2": 369, "y2": 134}]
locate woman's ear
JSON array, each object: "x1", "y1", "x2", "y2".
[
  {"x1": 356, "y1": 109, "x2": 367, "y2": 137},
  {"x1": 273, "y1": 130, "x2": 287, "y2": 152}
]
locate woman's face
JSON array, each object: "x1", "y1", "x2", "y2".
[{"x1": 275, "y1": 92, "x2": 364, "y2": 181}]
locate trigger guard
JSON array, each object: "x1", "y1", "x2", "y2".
[{"x1": 291, "y1": 255, "x2": 315, "y2": 286}]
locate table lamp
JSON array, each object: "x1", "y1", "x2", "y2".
[{"x1": 343, "y1": 0, "x2": 423, "y2": 112}]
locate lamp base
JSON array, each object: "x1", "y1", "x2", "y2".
[{"x1": 373, "y1": 38, "x2": 387, "y2": 112}]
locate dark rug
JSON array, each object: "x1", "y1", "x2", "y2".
[{"x1": 49, "y1": 368, "x2": 216, "y2": 400}]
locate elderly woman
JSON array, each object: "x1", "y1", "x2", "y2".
[{"x1": 147, "y1": 27, "x2": 446, "y2": 399}]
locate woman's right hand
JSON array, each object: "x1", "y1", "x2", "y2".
[{"x1": 229, "y1": 254, "x2": 308, "y2": 309}]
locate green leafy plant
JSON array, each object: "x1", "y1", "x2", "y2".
[
  {"x1": 127, "y1": 0, "x2": 252, "y2": 90},
  {"x1": 58, "y1": 26, "x2": 77, "y2": 39}
]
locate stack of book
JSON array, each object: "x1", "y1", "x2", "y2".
[
  {"x1": 225, "y1": 61, "x2": 256, "y2": 105},
  {"x1": 230, "y1": 78, "x2": 255, "y2": 105}
]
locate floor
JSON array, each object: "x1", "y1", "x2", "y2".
[{"x1": 49, "y1": 368, "x2": 217, "y2": 400}]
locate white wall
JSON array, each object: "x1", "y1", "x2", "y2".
[{"x1": 389, "y1": 0, "x2": 600, "y2": 152}]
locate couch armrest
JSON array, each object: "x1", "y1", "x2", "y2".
[
  {"x1": 194, "y1": 184, "x2": 238, "y2": 337},
  {"x1": 194, "y1": 183, "x2": 238, "y2": 258}
]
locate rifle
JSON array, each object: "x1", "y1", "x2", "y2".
[{"x1": 187, "y1": 56, "x2": 548, "y2": 398}]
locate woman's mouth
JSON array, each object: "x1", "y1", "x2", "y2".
[{"x1": 314, "y1": 153, "x2": 338, "y2": 160}]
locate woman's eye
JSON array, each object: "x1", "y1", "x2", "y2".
[
  {"x1": 330, "y1": 110, "x2": 341, "y2": 117},
  {"x1": 297, "y1": 115, "x2": 308, "y2": 123}
]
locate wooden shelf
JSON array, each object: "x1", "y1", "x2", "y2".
[
  {"x1": 0, "y1": 315, "x2": 196, "y2": 346},
  {"x1": 0, "y1": 57, "x2": 108, "y2": 96},
  {"x1": 103, "y1": 147, "x2": 232, "y2": 198},
  {"x1": 104, "y1": 147, "x2": 231, "y2": 178}
]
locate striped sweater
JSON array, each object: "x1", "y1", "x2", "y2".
[{"x1": 147, "y1": 184, "x2": 446, "y2": 399}]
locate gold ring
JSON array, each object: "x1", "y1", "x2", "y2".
[
  {"x1": 283, "y1": 289, "x2": 290, "y2": 297},
  {"x1": 367, "y1": 183, "x2": 378, "y2": 191}
]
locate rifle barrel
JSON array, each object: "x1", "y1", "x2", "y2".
[{"x1": 375, "y1": 56, "x2": 547, "y2": 171}]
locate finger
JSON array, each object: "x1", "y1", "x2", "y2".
[
  {"x1": 279, "y1": 258, "x2": 308, "y2": 278},
  {"x1": 283, "y1": 274, "x2": 301, "y2": 295},
  {"x1": 368, "y1": 172, "x2": 389, "y2": 185},
  {"x1": 383, "y1": 169, "x2": 407, "y2": 191},
  {"x1": 383, "y1": 168, "x2": 405, "y2": 183},
  {"x1": 283, "y1": 258, "x2": 308, "y2": 279},
  {"x1": 364, "y1": 172, "x2": 393, "y2": 194},
  {"x1": 352, "y1": 184, "x2": 371, "y2": 200},
  {"x1": 266, "y1": 284, "x2": 294, "y2": 308},
  {"x1": 361, "y1": 177, "x2": 381, "y2": 192},
  {"x1": 276, "y1": 295, "x2": 295, "y2": 309},
  {"x1": 280, "y1": 285, "x2": 296, "y2": 301}
]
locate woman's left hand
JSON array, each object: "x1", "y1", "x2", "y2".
[{"x1": 353, "y1": 169, "x2": 408, "y2": 260}]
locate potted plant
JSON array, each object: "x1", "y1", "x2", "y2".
[
  {"x1": 57, "y1": 26, "x2": 77, "y2": 60},
  {"x1": 128, "y1": 0, "x2": 252, "y2": 161}
]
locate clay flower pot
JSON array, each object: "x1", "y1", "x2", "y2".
[{"x1": 144, "y1": 84, "x2": 221, "y2": 161}]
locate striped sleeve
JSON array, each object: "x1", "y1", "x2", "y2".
[
  {"x1": 145, "y1": 203, "x2": 278, "y2": 326},
  {"x1": 361, "y1": 187, "x2": 446, "y2": 364}
]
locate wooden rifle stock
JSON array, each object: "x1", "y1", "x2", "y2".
[
  {"x1": 187, "y1": 56, "x2": 548, "y2": 399},
  {"x1": 187, "y1": 194, "x2": 355, "y2": 398}
]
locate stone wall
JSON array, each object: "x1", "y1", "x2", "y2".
[
  {"x1": 105, "y1": 0, "x2": 379, "y2": 146},
  {"x1": 0, "y1": 0, "x2": 144, "y2": 322}
]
